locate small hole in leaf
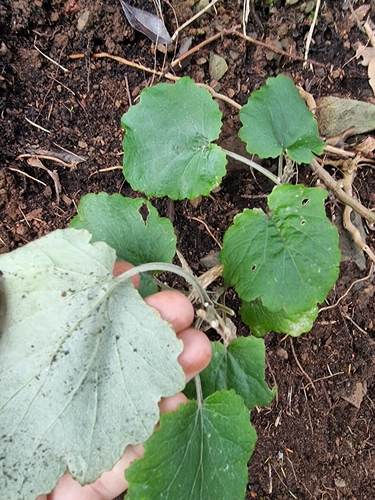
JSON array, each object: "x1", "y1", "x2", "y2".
[
  {"x1": 138, "y1": 203, "x2": 150, "y2": 222},
  {"x1": 301, "y1": 219, "x2": 306, "y2": 225},
  {"x1": 301, "y1": 198, "x2": 309, "y2": 206},
  {"x1": 251, "y1": 264, "x2": 257, "y2": 271}
]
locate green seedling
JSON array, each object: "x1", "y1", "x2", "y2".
[{"x1": 0, "y1": 75, "x2": 340, "y2": 500}]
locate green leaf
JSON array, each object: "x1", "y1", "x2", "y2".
[
  {"x1": 240, "y1": 298, "x2": 319, "y2": 337},
  {"x1": 121, "y1": 77, "x2": 227, "y2": 200},
  {"x1": 0, "y1": 229, "x2": 185, "y2": 499},
  {"x1": 126, "y1": 390, "x2": 257, "y2": 500},
  {"x1": 70, "y1": 193, "x2": 176, "y2": 266},
  {"x1": 220, "y1": 184, "x2": 340, "y2": 315},
  {"x1": 184, "y1": 338, "x2": 275, "y2": 410},
  {"x1": 239, "y1": 74, "x2": 325, "y2": 164}
]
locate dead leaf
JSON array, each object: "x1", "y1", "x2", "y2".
[
  {"x1": 119, "y1": 0, "x2": 172, "y2": 46},
  {"x1": 297, "y1": 85, "x2": 317, "y2": 113},
  {"x1": 25, "y1": 208, "x2": 43, "y2": 221},
  {"x1": 355, "y1": 135, "x2": 375, "y2": 156},
  {"x1": 338, "y1": 4, "x2": 371, "y2": 33},
  {"x1": 355, "y1": 21, "x2": 375, "y2": 95}
]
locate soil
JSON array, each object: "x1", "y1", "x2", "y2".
[{"x1": 1, "y1": 0, "x2": 375, "y2": 499}]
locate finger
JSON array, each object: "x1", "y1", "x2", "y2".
[
  {"x1": 177, "y1": 327, "x2": 211, "y2": 382},
  {"x1": 113, "y1": 261, "x2": 140, "y2": 288},
  {"x1": 159, "y1": 392, "x2": 188, "y2": 414},
  {"x1": 144, "y1": 290, "x2": 194, "y2": 333}
]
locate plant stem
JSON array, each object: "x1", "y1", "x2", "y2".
[
  {"x1": 117, "y1": 262, "x2": 211, "y2": 305},
  {"x1": 278, "y1": 154, "x2": 283, "y2": 180},
  {"x1": 222, "y1": 149, "x2": 281, "y2": 185},
  {"x1": 117, "y1": 262, "x2": 232, "y2": 343},
  {"x1": 194, "y1": 374, "x2": 204, "y2": 411}
]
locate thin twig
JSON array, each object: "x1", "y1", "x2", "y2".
[
  {"x1": 124, "y1": 75, "x2": 132, "y2": 106},
  {"x1": 197, "y1": 83, "x2": 242, "y2": 109},
  {"x1": 235, "y1": 30, "x2": 326, "y2": 67},
  {"x1": 92, "y1": 52, "x2": 178, "y2": 80},
  {"x1": 172, "y1": 0, "x2": 219, "y2": 41},
  {"x1": 17, "y1": 154, "x2": 76, "y2": 170},
  {"x1": 47, "y1": 74, "x2": 75, "y2": 94},
  {"x1": 310, "y1": 159, "x2": 375, "y2": 228},
  {"x1": 25, "y1": 117, "x2": 51, "y2": 134},
  {"x1": 302, "y1": 371, "x2": 345, "y2": 391},
  {"x1": 304, "y1": 0, "x2": 321, "y2": 65},
  {"x1": 187, "y1": 216, "x2": 222, "y2": 248},
  {"x1": 92, "y1": 53, "x2": 240, "y2": 109},
  {"x1": 290, "y1": 338, "x2": 316, "y2": 393},
  {"x1": 344, "y1": 313, "x2": 371, "y2": 335},
  {"x1": 34, "y1": 43, "x2": 69, "y2": 72},
  {"x1": 8, "y1": 168, "x2": 47, "y2": 186}
]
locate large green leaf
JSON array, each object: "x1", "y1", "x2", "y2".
[
  {"x1": 239, "y1": 74, "x2": 325, "y2": 164},
  {"x1": 240, "y1": 298, "x2": 319, "y2": 337},
  {"x1": 126, "y1": 390, "x2": 256, "y2": 500},
  {"x1": 0, "y1": 229, "x2": 185, "y2": 499},
  {"x1": 70, "y1": 193, "x2": 176, "y2": 265},
  {"x1": 220, "y1": 184, "x2": 340, "y2": 315},
  {"x1": 121, "y1": 77, "x2": 227, "y2": 200},
  {"x1": 184, "y1": 337, "x2": 275, "y2": 410}
]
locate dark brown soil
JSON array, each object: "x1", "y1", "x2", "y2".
[{"x1": 1, "y1": 0, "x2": 375, "y2": 499}]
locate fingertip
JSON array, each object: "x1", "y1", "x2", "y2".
[
  {"x1": 159, "y1": 392, "x2": 188, "y2": 414},
  {"x1": 177, "y1": 328, "x2": 212, "y2": 382},
  {"x1": 113, "y1": 261, "x2": 140, "y2": 288},
  {"x1": 144, "y1": 291, "x2": 194, "y2": 332}
]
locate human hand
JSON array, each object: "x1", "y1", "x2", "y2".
[{"x1": 37, "y1": 262, "x2": 212, "y2": 500}]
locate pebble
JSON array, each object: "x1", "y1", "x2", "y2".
[
  {"x1": 77, "y1": 10, "x2": 90, "y2": 31},
  {"x1": 276, "y1": 347, "x2": 288, "y2": 360},
  {"x1": 209, "y1": 52, "x2": 228, "y2": 81}
]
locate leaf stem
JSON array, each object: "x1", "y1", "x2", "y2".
[
  {"x1": 194, "y1": 374, "x2": 204, "y2": 411},
  {"x1": 117, "y1": 262, "x2": 232, "y2": 344},
  {"x1": 116, "y1": 262, "x2": 212, "y2": 308},
  {"x1": 222, "y1": 149, "x2": 281, "y2": 185}
]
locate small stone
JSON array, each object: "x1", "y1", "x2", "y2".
[
  {"x1": 304, "y1": 0, "x2": 316, "y2": 14},
  {"x1": 0, "y1": 42, "x2": 8, "y2": 54},
  {"x1": 209, "y1": 52, "x2": 228, "y2": 81},
  {"x1": 77, "y1": 10, "x2": 91, "y2": 31},
  {"x1": 229, "y1": 50, "x2": 239, "y2": 61},
  {"x1": 340, "y1": 380, "x2": 365, "y2": 408},
  {"x1": 334, "y1": 477, "x2": 346, "y2": 488},
  {"x1": 189, "y1": 196, "x2": 202, "y2": 208},
  {"x1": 276, "y1": 347, "x2": 288, "y2": 360},
  {"x1": 61, "y1": 194, "x2": 72, "y2": 206},
  {"x1": 50, "y1": 11, "x2": 59, "y2": 22},
  {"x1": 196, "y1": 57, "x2": 207, "y2": 65}
]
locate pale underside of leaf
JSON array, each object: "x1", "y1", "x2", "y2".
[{"x1": 0, "y1": 229, "x2": 184, "y2": 499}]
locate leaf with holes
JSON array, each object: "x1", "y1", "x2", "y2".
[
  {"x1": 125, "y1": 390, "x2": 256, "y2": 500},
  {"x1": 220, "y1": 184, "x2": 340, "y2": 316},
  {"x1": 239, "y1": 74, "x2": 325, "y2": 164},
  {"x1": 0, "y1": 229, "x2": 185, "y2": 500},
  {"x1": 121, "y1": 77, "x2": 227, "y2": 200},
  {"x1": 70, "y1": 193, "x2": 176, "y2": 295},
  {"x1": 240, "y1": 298, "x2": 319, "y2": 337},
  {"x1": 184, "y1": 337, "x2": 275, "y2": 410}
]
